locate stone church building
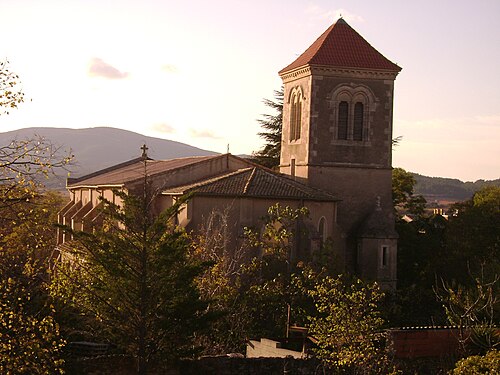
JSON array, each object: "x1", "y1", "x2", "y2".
[{"x1": 57, "y1": 18, "x2": 401, "y2": 288}]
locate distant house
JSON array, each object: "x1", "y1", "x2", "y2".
[{"x1": 57, "y1": 18, "x2": 401, "y2": 288}]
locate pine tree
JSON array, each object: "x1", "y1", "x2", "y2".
[
  {"x1": 251, "y1": 87, "x2": 283, "y2": 169},
  {"x1": 52, "y1": 174, "x2": 213, "y2": 373}
]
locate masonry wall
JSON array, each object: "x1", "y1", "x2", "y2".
[{"x1": 181, "y1": 195, "x2": 340, "y2": 265}]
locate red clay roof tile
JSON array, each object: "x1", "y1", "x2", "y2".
[
  {"x1": 279, "y1": 18, "x2": 401, "y2": 74},
  {"x1": 163, "y1": 167, "x2": 338, "y2": 202}
]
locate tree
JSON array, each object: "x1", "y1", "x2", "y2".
[
  {"x1": 435, "y1": 271, "x2": 499, "y2": 354},
  {"x1": 0, "y1": 60, "x2": 25, "y2": 115},
  {"x1": 191, "y1": 204, "x2": 312, "y2": 354},
  {"x1": 306, "y1": 275, "x2": 391, "y2": 374},
  {"x1": 0, "y1": 62, "x2": 68, "y2": 373},
  {"x1": 392, "y1": 167, "x2": 426, "y2": 216},
  {"x1": 52, "y1": 186, "x2": 212, "y2": 374},
  {"x1": 1, "y1": 61, "x2": 71, "y2": 213},
  {"x1": 251, "y1": 87, "x2": 283, "y2": 169},
  {"x1": 444, "y1": 186, "x2": 500, "y2": 283},
  {"x1": 0, "y1": 192, "x2": 67, "y2": 374}
]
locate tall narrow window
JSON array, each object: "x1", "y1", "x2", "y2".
[
  {"x1": 290, "y1": 92, "x2": 302, "y2": 141},
  {"x1": 353, "y1": 102, "x2": 364, "y2": 141},
  {"x1": 318, "y1": 217, "x2": 326, "y2": 248},
  {"x1": 290, "y1": 158, "x2": 296, "y2": 177},
  {"x1": 337, "y1": 101, "x2": 348, "y2": 140},
  {"x1": 381, "y1": 245, "x2": 389, "y2": 268},
  {"x1": 290, "y1": 94, "x2": 297, "y2": 141}
]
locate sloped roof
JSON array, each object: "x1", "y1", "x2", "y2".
[
  {"x1": 67, "y1": 155, "x2": 216, "y2": 187},
  {"x1": 279, "y1": 18, "x2": 401, "y2": 74},
  {"x1": 358, "y1": 205, "x2": 398, "y2": 238},
  {"x1": 163, "y1": 167, "x2": 338, "y2": 202}
]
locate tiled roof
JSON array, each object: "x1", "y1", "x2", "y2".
[
  {"x1": 67, "y1": 155, "x2": 216, "y2": 187},
  {"x1": 163, "y1": 167, "x2": 338, "y2": 202},
  {"x1": 279, "y1": 18, "x2": 401, "y2": 74}
]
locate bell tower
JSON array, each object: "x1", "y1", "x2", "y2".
[{"x1": 279, "y1": 18, "x2": 401, "y2": 288}]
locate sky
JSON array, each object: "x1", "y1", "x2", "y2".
[{"x1": 1, "y1": 0, "x2": 499, "y2": 182}]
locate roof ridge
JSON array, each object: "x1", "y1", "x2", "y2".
[
  {"x1": 243, "y1": 167, "x2": 257, "y2": 194},
  {"x1": 276, "y1": 171, "x2": 338, "y2": 199},
  {"x1": 67, "y1": 156, "x2": 151, "y2": 185},
  {"x1": 167, "y1": 167, "x2": 252, "y2": 192}
]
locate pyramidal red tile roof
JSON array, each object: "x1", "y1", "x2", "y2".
[{"x1": 279, "y1": 18, "x2": 401, "y2": 74}]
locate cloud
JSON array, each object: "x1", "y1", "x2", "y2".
[
  {"x1": 306, "y1": 5, "x2": 364, "y2": 23},
  {"x1": 161, "y1": 64, "x2": 178, "y2": 73},
  {"x1": 88, "y1": 58, "x2": 129, "y2": 79},
  {"x1": 151, "y1": 122, "x2": 175, "y2": 134},
  {"x1": 189, "y1": 128, "x2": 221, "y2": 139}
]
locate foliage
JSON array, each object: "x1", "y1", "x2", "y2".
[
  {"x1": 0, "y1": 137, "x2": 71, "y2": 212},
  {"x1": 450, "y1": 349, "x2": 500, "y2": 375},
  {"x1": 386, "y1": 215, "x2": 448, "y2": 326},
  {"x1": 392, "y1": 167, "x2": 426, "y2": 216},
  {"x1": 191, "y1": 204, "x2": 312, "y2": 354},
  {"x1": 251, "y1": 87, "x2": 283, "y2": 169},
  {"x1": 0, "y1": 61, "x2": 69, "y2": 373},
  {"x1": 0, "y1": 192, "x2": 66, "y2": 374},
  {"x1": 307, "y1": 275, "x2": 391, "y2": 374},
  {"x1": 0, "y1": 60, "x2": 26, "y2": 115},
  {"x1": 435, "y1": 272, "x2": 499, "y2": 353},
  {"x1": 1, "y1": 61, "x2": 71, "y2": 212},
  {"x1": 0, "y1": 276, "x2": 65, "y2": 374},
  {"x1": 52, "y1": 187, "x2": 212, "y2": 373},
  {"x1": 445, "y1": 186, "x2": 500, "y2": 283}
]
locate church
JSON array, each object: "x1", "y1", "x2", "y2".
[{"x1": 57, "y1": 18, "x2": 401, "y2": 289}]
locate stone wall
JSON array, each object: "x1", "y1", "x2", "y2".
[{"x1": 179, "y1": 356, "x2": 320, "y2": 375}]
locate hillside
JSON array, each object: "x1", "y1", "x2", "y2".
[
  {"x1": 0, "y1": 127, "x2": 217, "y2": 189},
  {"x1": 1, "y1": 126, "x2": 498, "y2": 200},
  {"x1": 413, "y1": 173, "x2": 500, "y2": 204}
]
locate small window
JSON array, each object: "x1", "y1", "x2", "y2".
[
  {"x1": 318, "y1": 217, "x2": 326, "y2": 248},
  {"x1": 337, "y1": 101, "x2": 348, "y2": 140},
  {"x1": 381, "y1": 245, "x2": 389, "y2": 268},
  {"x1": 353, "y1": 102, "x2": 364, "y2": 141},
  {"x1": 290, "y1": 158, "x2": 296, "y2": 177}
]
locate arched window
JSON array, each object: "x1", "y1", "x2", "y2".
[
  {"x1": 289, "y1": 90, "x2": 302, "y2": 141},
  {"x1": 353, "y1": 102, "x2": 364, "y2": 141},
  {"x1": 331, "y1": 84, "x2": 374, "y2": 142},
  {"x1": 318, "y1": 217, "x2": 327, "y2": 248},
  {"x1": 337, "y1": 101, "x2": 348, "y2": 140}
]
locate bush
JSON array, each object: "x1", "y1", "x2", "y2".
[{"x1": 450, "y1": 349, "x2": 499, "y2": 374}]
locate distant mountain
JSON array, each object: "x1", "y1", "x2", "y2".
[
  {"x1": 2, "y1": 127, "x2": 498, "y2": 200},
  {"x1": 0, "y1": 127, "x2": 217, "y2": 189},
  {"x1": 413, "y1": 173, "x2": 500, "y2": 204}
]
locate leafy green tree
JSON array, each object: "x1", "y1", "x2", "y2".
[
  {"x1": 307, "y1": 276, "x2": 390, "y2": 374},
  {"x1": 444, "y1": 186, "x2": 500, "y2": 283},
  {"x1": 0, "y1": 276, "x2": 65, "y2": 374},
  {"x1": 392, "y1": 167, "x2": 426, "y2": 216},
  {"x1": 0, "y1": 192, "x2": 66, "y2": 374},
  {"x1": 251, "y1": 87, "x2": 283, "y2": 169},
  {"x1": 52, "y1": 186, "x2": 212, "y2": 374}
]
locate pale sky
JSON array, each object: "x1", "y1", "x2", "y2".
[{"x1": 1, "y1": 0, "x2": 499, "y2": 182}]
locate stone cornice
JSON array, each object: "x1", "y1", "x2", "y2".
[{"x1": 280, "y1": 64, "x2": 400, "y2": 82}]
